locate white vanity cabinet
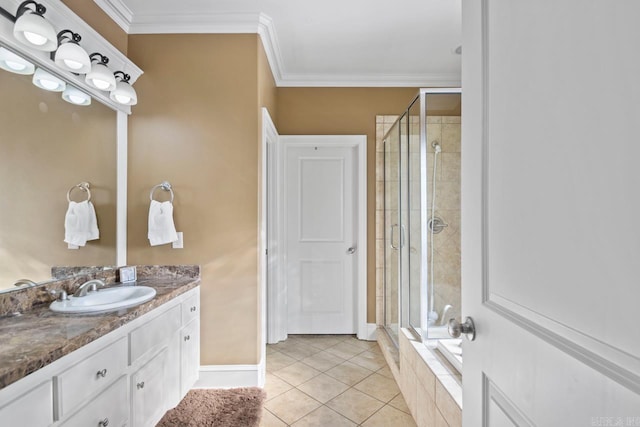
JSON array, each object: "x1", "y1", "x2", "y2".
[{"x1": 0, "y1": 286, "x2": 200, "y2": 427}]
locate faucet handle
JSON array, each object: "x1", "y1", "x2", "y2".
[{"x1": 48, "y1": 289, "x2": 69, "y2": 301}]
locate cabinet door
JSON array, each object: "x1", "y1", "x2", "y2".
[
  {"x1": 60, "y1": 376, "x2": 128, "y2": 427},
  {"x1": 131, "y1": 349, "x2": 168, "y2": 427},
  {"x1": 181, "y1": 320, "x2": 199, "y2": 397},
  {"x1": 0, "y1": 381, "x2": 52, "y2": 426}
]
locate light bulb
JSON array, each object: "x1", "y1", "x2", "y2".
[
  {"x1": 91, "y1": 79, "x2": 111, "y2": 90},
  {"x1": 68, "y1": 94, "x2": 85, "y2": 104},
  {"x1": 115, "y1": 94, "x2": 131, "y2": 104},
  {"x1": 40, "y1": 79, "x2": 60, "y2": 90},
  {"x1": 63, "y1": 59, "x2": 83, "y2": 70},
  {"x1": 5, "y1": 60, "x2": 26, "y2": 71},
  {"x1": 24, "y1": 31, "x2": 47, "y2": 46}
]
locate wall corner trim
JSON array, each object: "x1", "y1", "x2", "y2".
[{"x1": 194, "y1": 365, "x2": 261, "y2": 389}]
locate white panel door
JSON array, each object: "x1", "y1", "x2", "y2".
[
  {"x1": 283, "y1": 136, "x2": 358, "y2": 334},
  {"x1": 463, "y1": 0, "x2": 640, "y2": 424}
]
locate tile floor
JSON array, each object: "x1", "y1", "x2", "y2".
[{"x1": 261, "y1": 335, "x2": 417, "y2": 427}]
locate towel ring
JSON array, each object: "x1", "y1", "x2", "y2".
[
  {"x1": 150, "y1": 181, "x2": 174, "y2": 203},
  {"x1": 67, "y1": 182, "x2": 91, "y2": 203}
]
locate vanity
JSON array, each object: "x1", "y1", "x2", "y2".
[{"x1": 0, "y1": 267, "x2": 200, "y2": 427}]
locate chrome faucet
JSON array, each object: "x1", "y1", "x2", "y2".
[
  {"x1": 14, "y1": 279, "x2": 38, "y2": 288},
  {"x1": 74, "y1": 279, "x2": 106, "y2": 297}
]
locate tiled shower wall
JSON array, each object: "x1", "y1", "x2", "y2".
[{"x1": 375, "y1": 115, "x2": 462, "y2": 326}]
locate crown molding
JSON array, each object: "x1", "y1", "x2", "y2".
[{"x1": 93, "y1": 1, "x2": 461, "y2": 87}]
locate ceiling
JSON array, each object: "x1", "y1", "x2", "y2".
[{"x1": 94, "y1": 0, "x2": 462, "y2": 87}]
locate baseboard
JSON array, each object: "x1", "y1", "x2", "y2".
[
  {"x1": 366, "y1": 323, "x2": 378, "y2": 341},
  {"x1": 194, "y1": 364, "x2": 261, "y2": 389}
]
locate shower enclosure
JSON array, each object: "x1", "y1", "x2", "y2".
[{"x1": 382, "y1": 88, "x2": 461, "y2": 344}]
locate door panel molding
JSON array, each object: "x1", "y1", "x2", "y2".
[
  {"x1": 483, "y1": 374, "x2": 534, "y2": 427},
  {"x1": 479, "y1": 0, "x2": 640, "y2": 395}
]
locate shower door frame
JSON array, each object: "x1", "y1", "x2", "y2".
[{"x1": 382, "y1": 88, "x2": 462, "y2": 346}]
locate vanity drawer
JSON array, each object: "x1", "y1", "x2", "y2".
[
  {"x1": 130, "y1": 304, "x2": 181, "y2": 364},
  {"x1": 56, "y1": 337, "x2": 128, "y2": 418},
  {"x1": 182, "y1": 290, "x2": 200, "y2": 325},
  {"x1": 59, "y1": 375, "x2": 128, "y2": 427},
  {"x1": 0, "y1": 380, "x2": 53, "y2": 426}
]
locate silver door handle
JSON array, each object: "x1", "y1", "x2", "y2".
[
  {"x1": 347, "y1": 246, "x2": 357, "y2": 254},
  {"x1": 390, "y1": 224, "x2": 399, "y2": 250},
  {"x1": 448, "y1": 317, "x2": 476, "y2": 341}
]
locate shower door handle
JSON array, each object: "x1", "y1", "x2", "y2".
[{"x1": 390, "y1": 224, "x2": 399, "y2": 250}]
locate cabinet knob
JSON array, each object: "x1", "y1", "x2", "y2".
[
  {"x1": 137, "y1": 381, "x2": 145, "y2": 389},
  {"x1": 184, "y1": 335, "x2": 190, "y2": 341},
  {"x1": 99, "y1": 418, "x2": 109, "y2": 427},
  {"x1": 96, "y1": 368, "x2": 107, "y2": 378},
  {"x1": 190, "y1": 306, "x2": 197, "y2": 312}
]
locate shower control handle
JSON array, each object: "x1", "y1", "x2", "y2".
[{"x1": 448, "y1": 317, "x2": 476, "y2": 341}]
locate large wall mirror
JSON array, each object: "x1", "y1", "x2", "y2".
[{"x1": 0, "y1": 43, "x2": 118, "y2": 292}]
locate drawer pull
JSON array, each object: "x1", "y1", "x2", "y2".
[
  {"x1": 190, "y1": 306, "x2": 197, "y2": 312},
  {"x1": 184, "y1": 335, "x2": 190, "y2": 341},
  {"x1": 99, "y1": 418, "x2": 109, "y2": 427},
  {"x1": 96, "y1": 369, "x2": 108, "y2": 378},
  {"x1": 137, "y1": 381, "x2": 145, "y2": 389}
]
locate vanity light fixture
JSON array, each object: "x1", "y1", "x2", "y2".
[
  {"x1": 62, "y1": 85, "x2": 91, "y2": 106},
  {"x1": 52, "y1": 30, "x2": 90, "y2": 73},
  {"x1": 110, "y1": 71, "x2": 137, "y2": 105},
  {"x1": 32, "y1": 67, "x2": 65, "y2": 91},
  {"x1": 85, "y1": 53, "x2": 115, "y2": 91},
  {"x1": 2, "y1": 1, "x2": 58, "y2": 51},
  {"x1": 0, "y1": 47, "x2": 34, "y2": 75}
]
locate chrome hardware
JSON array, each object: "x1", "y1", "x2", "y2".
[
  {"x1": 99, "y1": 418, "x2": 109, "y2": 426},
  {"x1": 137, "y1": 381, "x2": 145, "y2": 389},
  {"x1": 347, "y1": 246, "x2": 357, "y2": 255},
  {"x1": 190, "y1": 306, "x2": 197, "y2": 312},
  {"x1": 184, "y1": 335, "x2": 190, "y2": 341},
  {"x1": 448, "y1": 317, "x2": 476, "y2": 341},
  {"x1": 48, "y1": 289, "x2": 69, "y2": 301},
  {"x1": 14, "y1": 279, "x2": 38, "y2": 288},
  {"x1": 74, "y1": 279, "x2": 106, "y2": 297},
  {"x1": 428, "y1": 216, "x2": 449, "y2": 234},
  {"x1": 400, "y1": 224, "x2": 406, "y2": 248},
  {"x1": 150, "y1": 181, "x2": 174, "y2": 203},
  {"x1": 67, "y1": 182, "x2": 91, "y2": 203},
  {"x1": 96, "y1": 369, "x2": 107, "y2": 378},
  {"x1": 390, "y1": 224, "x2": 399, "y2": 250}
]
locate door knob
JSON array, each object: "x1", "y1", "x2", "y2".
[
  {"x1": 347, "y1": 246, "x2": 357, "y2": 254},
  {"x1": 448, "y1": 317, "x2": 476, "y2": 341}
]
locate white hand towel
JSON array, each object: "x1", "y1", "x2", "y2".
[
  {"x1": 148, "y1": 200, "x2": 178, "y2": 246},
  {"x1": 64, "y1": 200, "x2": 99, "y2": 246}
]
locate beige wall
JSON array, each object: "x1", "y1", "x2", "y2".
[
  {"x1": 0, "y1": 67, "x2": 117, "y2": 287},
  {"x1": 276, "y1": 88, "x2": 418, "y2": 322},
  {"x1": 62, "y1": 0, "x2": 128, "y2": 55},
  {"x1": 127, "y1": 34, "x2": 268, "y2": 365}
]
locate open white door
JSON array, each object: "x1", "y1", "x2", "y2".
[{"x1": 462, "y1": 0, "x2": 640, "y2": 424}]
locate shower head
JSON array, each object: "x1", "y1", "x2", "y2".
[{"x1": 432, "y1": 140, "x2": 442, "y2": 153}]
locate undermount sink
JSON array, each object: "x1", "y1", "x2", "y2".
[{"x1": 50, "y1": 286, "x2": 157, "y2": 314}]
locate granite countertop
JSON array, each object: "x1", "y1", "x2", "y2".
[{"x1": 0, "y1": 276, "x2": 200, "y2": 390}]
